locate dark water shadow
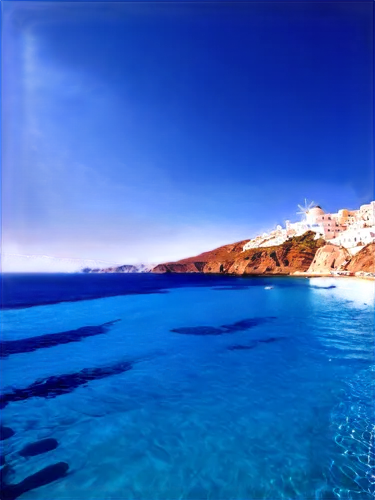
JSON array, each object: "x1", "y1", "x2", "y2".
[
  {"x1": 221, "y1": 317, "x2": 276, "y2": 332},
  {"x1": 0, "y1": 426, "x2": 15, "y2": 441},
  {"x1": 171, "y1": 326, "x2": 224, "y2": 335},
  {"x1": 259, "y1": 336, "x2": 286, "y2": 344},
  {"x1": 227, "y1": 336, "x2": 286, "y2": 351},
  {"x1": 171, "y1": 317, "x2": 276, "y2": 336},
  {"x1": 1, "y1": 462, "x2": 69, "y2": 500},
  {"x1": 227, "y1": 343, "x2": 257, "y2": 351},
  {"x1": 0, "y1": 360, "x2": 133, "y2": 409},
  {"x1": 19, "y1": 438, "x2": 58, "y2": 458},
  {"x1": 0, "y1": 320, "x2": 121, "y2": 358}
]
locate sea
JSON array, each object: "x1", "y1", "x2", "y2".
[{"x1": 0, "y1": 273, "x2": 374, "y2": 500}]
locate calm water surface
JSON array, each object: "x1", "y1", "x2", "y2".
[{"x1": 1, "y1": 274, "x2": 374, "y2": 499}]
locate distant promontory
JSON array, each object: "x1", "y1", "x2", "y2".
[{"x1": 77, "y1": 264, "x2": 155, "y2": 274}]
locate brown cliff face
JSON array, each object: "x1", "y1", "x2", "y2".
[
  {"x1": 152, "y1": 231, "x2": 325, "y2": 275},
  {"x1": 307, "y1": 245, "x2": 351, "y2": 274},
  {"x1": 345, "y1": 243, "x2": 375, "y2": 274},
  {"x1": 152, "y1": 239, "x2": 247, "y2": 274}
]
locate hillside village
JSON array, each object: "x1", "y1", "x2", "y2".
[{"x1": 243, "y1": 201, "x2": 375, "y2": 254}]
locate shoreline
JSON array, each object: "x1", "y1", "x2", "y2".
[
  {"x1": 153, "y1": 271, "x2": 375, "y2": 281},
  {"x1": 269, "y1": 274, "x2": 374, "y2": 280},
  {"x1": 292, "y1": 273, "x2": 375, "y2": 281},
  {"x1": 163, "y1": 271, "x2": 375, "y2": 281}
]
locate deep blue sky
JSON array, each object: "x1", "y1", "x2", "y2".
[{"x1": 2, "y1": 1, "x2": 374, "y2": 270}]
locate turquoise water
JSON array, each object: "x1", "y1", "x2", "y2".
[{"x1": 1, "y1": 276, "x2": 374, "y2": 499}]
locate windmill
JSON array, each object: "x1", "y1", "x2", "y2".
[{"x1": 297, "y1": 199, "x2": 315, "y2": 221}]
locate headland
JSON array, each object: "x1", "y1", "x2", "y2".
[{"x1": 152, "y1": 201, "x2": 375, "y2": 279}]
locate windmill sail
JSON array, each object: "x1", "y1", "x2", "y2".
[{"x1": 297, "y1": 199, "x2": 315, "y2": 220}]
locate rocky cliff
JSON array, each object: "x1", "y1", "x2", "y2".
[
  {"x1": 307, "y1": 244, "x2": 351, "y2": 274},
  {"x1": 345, "y1": 243, "x2": 375, "y2": 274},
  {"x1": 153, "y1": 232, "x2": 325, "y2": 275},
  {"x1": 153, "y1": 234, "x2": 375, "y2": 277}
]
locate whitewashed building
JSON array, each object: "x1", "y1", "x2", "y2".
[
  {"x1": 284, "y1": 206, "x2": 345, "y2": 240},
  {"x1": 328, "y1": 201, "x2": 375, "y2": 249},
  {"x1": 330, "y1": 226, "x2": 375, "y2": 249}
]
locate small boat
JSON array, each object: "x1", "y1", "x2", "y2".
[{"x1": 264, "y1": 286, "x2": 273, "y2": 290}]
